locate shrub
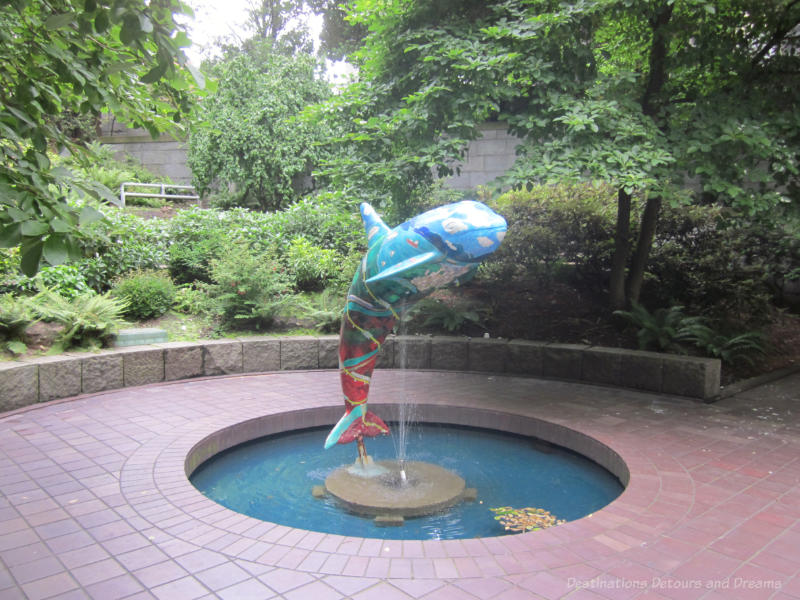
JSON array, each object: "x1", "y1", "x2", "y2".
[
  {"x1": 284, "y1": 237, "x2": 344, "y2": 292},
  {"x1": 164, "y1": 207, "x2": 255, "y2": 284},
  {"x1": 112, "y1": 270, "x2": 176, "y2": 320},
  {"x1": 486, "y1": 182, "x2": 624, "y2": 285},
  {"x1": 268, "y1": 194, "x2": 364, "y2": 254},
  {"x1": 0, "y1": 293, "x2": 34, "y2": 355},
  {"x1": 172, "y1": 283, "x2": 209, "y2": 315},
  {"x1": 206, "y1": 245, "x2": 296, "y2": 331},
  {"x1": 644, "y1": 205, "x2": 782, "y2": 323},
  {"x1": 30, "y1": 289, "x2": 127, "y2": 352},
  {"x1": 2, "y1": 263, "x2": 93, "y2": 299},
  {"x1": 168, "y1": 235, "x2": 226, "y2": 285},
  {"x1": 78, "y1": 209, "x2": 169, "y2": 291}
]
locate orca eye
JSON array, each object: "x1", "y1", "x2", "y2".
[{"x1": 442, "y1": 218, "x2": 468, "y2": 234}]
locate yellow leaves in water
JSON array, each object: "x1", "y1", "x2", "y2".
[{"x1": 490, "y1": 506, "x2": 566, "y2": 533}]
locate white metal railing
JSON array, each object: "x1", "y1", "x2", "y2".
[{"x1": 119, "y1": 182, "x2": 199, "y2": 207}]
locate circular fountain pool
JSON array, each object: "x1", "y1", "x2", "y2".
[{"x1": 190, "y1": 423, "x2": 623, "y2": 540}]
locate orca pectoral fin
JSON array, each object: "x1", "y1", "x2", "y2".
[{"x1": 365, "y1": 252, "x2": 440, "y2": 283}]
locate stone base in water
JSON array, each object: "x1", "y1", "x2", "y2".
[{"x1": 323, "y1": 460, "x2": 469, "y2": 520}]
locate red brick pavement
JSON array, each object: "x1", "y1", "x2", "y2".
[{"x1": 0, "y1": 369, "x2": 798, "y2": 599}]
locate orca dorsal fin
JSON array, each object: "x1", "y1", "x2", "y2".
[{"x1": 360, "y1": 203, "x2": 391, "y2": 248}]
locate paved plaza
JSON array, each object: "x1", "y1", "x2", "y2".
[{"x1": 0, "y1": 368, "x2": 798, "y2": 599}]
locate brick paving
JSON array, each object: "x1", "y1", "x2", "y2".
[{"x1": 0, "y1": 369, "x2": 798, "y2": 600}]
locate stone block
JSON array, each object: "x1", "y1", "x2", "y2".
[
  {"x1": 430, "y1": 337, "x2": 469, "y2": 371},
  {"x1": 392, "y1": 336, "x2": 431, "y2": 369},
  {"x1": 507, "y1": 340, "x2": 545, "y2": 375},
  {"x1": 122, "y1": 348, "x2": 165, "y2": 387},
  {"x1": 157, "y1": 342, "x2": 204, "y2": 381},
  {"x1": 542, "y1": 344, "x2": 587, "y2": 380},
  {"x1": 318, "y1": 336, "x2": 340, "y2": 369},
  {"x1": 468, "y1": 338, "x2": 507, "y2": 373},
  {"x1": 0, "y1": 362, "x2": 38, "y2": 412},
  {"x1": 474, "y1": 138, "x2": 508, "y2": 157},
  {"x1": 621, "y1": 351, "x2": 663, "y2": 393},
  {"x1": 34, "y1": 356, "x2": 82, "y2": 402},
  {"x1": 582, "y1": 347, "x2": 624, "y2": 386},
  {"x1": 281, "y1": 337, "x2": 319, "y2": 370},
  {"x1": 241, "y1": 337, "x2": 280, "y2": 373},
  {"x1": 113, "y1": 328, "x2": 168, "y2": 347},
  {"x1": 81, "y1": 352, "x2": 123, "y2": 394},
  {"x1": 662, "y1": 355, "x2": 720, "y2": 400},
  {"x1": 203, "y1": 341, "x2": 243, "y2": 376},
  {"x1": 374, "y1": 336, "x2": 395, "y2": 369}
]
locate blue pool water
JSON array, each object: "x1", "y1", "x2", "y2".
[{"x1": 190, "y1": 424, "x2": 623, "y2": 540}]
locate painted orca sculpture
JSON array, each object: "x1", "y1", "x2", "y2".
[{"x1": 324, "y1": 201, "x2": 507, "y2": 455}]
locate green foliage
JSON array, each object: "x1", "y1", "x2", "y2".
[
  {"x1": 301, "y1": 288, "x2": 344, "y2": 333},
  {"x1": 322, "y1": 0, "x2": 798, "y2": 212},
  {"x1": 78, "y1": 209, "x2": 169, "y2": 291},
  {"x1": 267, "y1": 194, "x2": 364, "y2": 254},
  {"x1": 311, "y1": 0, "x2": 799, "y2": 312},
  {"x1": 112, "y1": 270, "x2": 175, "y2": 320},
  {"x1": 614, "y1": 304, "x2": 703, "y2": 353},
  {"x1": 409, "y1": 297, "x2": 489, "y2": 334},
  {"x1": 188, "y1": 40, "x2": 331, "y2": 212},
  {"x1": 2, "y1": 209, "x2": 166, "y2": 294},
  {"x1": 172, "y1": 283, "x2": 209, "y2": 315},
  {"x1": 614, "y1": 302, "x2": 767, "y2": 366},
  {"x1": 681, "y1": 326, "x2": 766, "y2": 367},
  {"x1": 57, "y1": 143, "x2": 173, "y2": 208},
  {"x1": 2, "y1": 262, "x2": 93, "y2": 300},
  {"x1": 206, "y1": 246, "x2": 297, "y2": 331},
  {"x1": 284, "y1": 237, "x2": 343, "y2": 291},
  {"x1": 0, "y1": 294, "x2": 34, "y2": 355},
  {"x1": 0, "y1": 0, "x2": 204, "y2": 274},
  {"x1": 163, "y1": 198, "x2": 365, "y2": 288},
  {"x1": 486, "y1": 183, "x2": 623, "y2": 284},
  {"x1": 31, "y1": 288, "x2": 127, "y2": 352},
  {"x1": 645, "y1": 205, "x2": 793, "y2": 322},
  {"x1": 168, "y1": 235, "x2": 225, "y2": 285}
]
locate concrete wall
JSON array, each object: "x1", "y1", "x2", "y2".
[
  {"x1": 0, "y1": 335, "x2": 722, "y2": 414},
  {"x1": 98, "y1": 116, "x2": 193, "y2": 184},
  {"x1": 441, "y1": 121, "x2": 521, "y2": 190},
  {"x1": 98, "y1": 117, "x2": 521, "y2": 191}
]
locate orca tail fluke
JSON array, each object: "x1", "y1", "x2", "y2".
[{"x1": 323, "y1": 406, "x2": 390, "y2": 449}]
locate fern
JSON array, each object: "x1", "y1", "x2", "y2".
[
  {"x1": 0, "y1": 293, "x2": 34, "y2": 355},
  {"x1": 31, "y1": 288, "x2": 127, "y2": 352},
  {"x1": 614, "y1": 303, "x2": 703, "y2": 353}
]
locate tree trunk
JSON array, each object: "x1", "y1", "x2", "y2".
[
  {"x1": 609, "y1": 188, "x2": 632, "y2": 310},
  {"x1": 625, "y1": 196, "x2": 662, "y2": 305}
]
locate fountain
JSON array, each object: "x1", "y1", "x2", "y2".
[
  {"x1": 319, "y1": 201, "x2": 507, "y2": 523},
  {"x1": 188, "y1": 200, "x2": 625, "y2": 539}
]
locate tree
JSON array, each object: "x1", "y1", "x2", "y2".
[
  {"x1": 188, "y1": 40, "x2": 331, "y2": 212},
  {"x1": 242, "y1": 0, "x2": 314, "y2": 53},
  {"x1": 0, "y1": 0, "x2": 204, "y2": 275},
  {"x1": 315, "y1": 0, "x2": 800, "y2": 308}
]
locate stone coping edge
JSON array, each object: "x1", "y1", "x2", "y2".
[
  {"x1": 184, "y1": 404, "x2": 630, "y2": 488},
  {"x1": 0, "y1": 335, "x2": 721, "y2": 413}
]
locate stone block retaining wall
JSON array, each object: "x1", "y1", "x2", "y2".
[{"x1": 0, "y1": 335, "x2": 721, "y2": 413}]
